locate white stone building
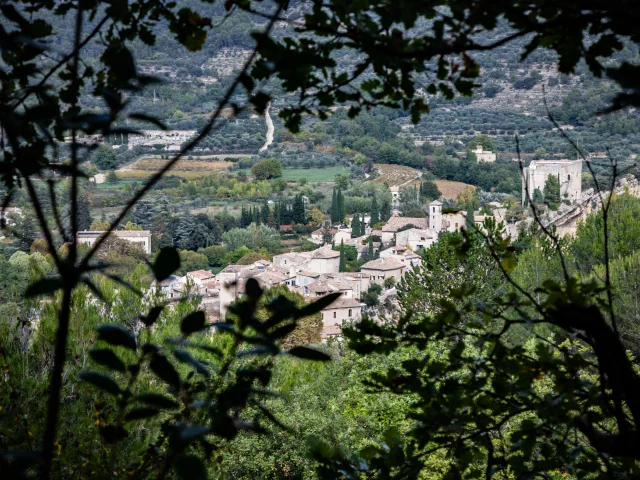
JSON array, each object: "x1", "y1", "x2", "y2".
[
  {"x1": 396, "y1": 227, "x2": 438, "y2": 251},
  {"x1": 380, "y1": 216, "x2": 429, "y2": 243},
  {"x1": 320, "y1": 297, "x2": 362, "y2": 333},
  {"x1": 522, "y1": 160, "x2": 582, "y2": 205},
  {"x1": 472, "y1": 146, "x2": 496, "y2": 163},
  {"x1": 361, "y1": 257, "x2": 406, "y2": 286},
  {"x1": 77, "y1": 230, "x2": 152, "y2": 254}
]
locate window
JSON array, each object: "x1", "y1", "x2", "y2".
[
  {"x1": 348, "y1": 309, "x2": 352, "y2": 317},
  {"x1": 455, "y1": 223, "x2": 458, "y2": 228},
  {"x1": 333, "y1": 312, "x2": 336, "y2": 319},
  {"x1": 568, "y1": 174, "x2": 571, "y2": 180},
  {"x1": 432, "y1": 207, "x2": 435, "y2": 213}
]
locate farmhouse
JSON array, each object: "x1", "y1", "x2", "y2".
[{"x1": 472, "y1": 145, "x2": 496, "y2": 163}]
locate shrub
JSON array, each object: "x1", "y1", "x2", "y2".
[{"x1": 251, "y1": 157, "x2": 283, "y2": 179}]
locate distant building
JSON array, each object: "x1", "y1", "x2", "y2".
[
  {"x1": 361, "y1": 257, "x2": 406, "y2": 286},
  {"x1": 395, "y1": 227, "x2": 437, "y2": 251},
  {"x1": 320, "y1": 297, "x2": 362, "y2": 337},
  {"x1": 186, "y1": 270, "x2": 215, "y2": 286},
  {"x1": 522, "y1": 160, "x2": 582, "y2": 205},
  {"x1": 428, "y1": 200, "x2": 442, "y2": 231},
  {"x1": 472, "y1": 145, "x2": 496, "y2": 163},
  {"x1": 442, "y1": 210, "x2": 467, "y2": 233},
  {"x1": 76, "y1": 230, "x2": 152, "y2": 254},
  {"x1": 381, "y1": 216, "x2": 429, "y2": 243}
]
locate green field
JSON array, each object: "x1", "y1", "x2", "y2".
[{"x1": 238, "y1": 166, "x2": 344, "y2": 182}]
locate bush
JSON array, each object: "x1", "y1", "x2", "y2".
[{"x1": 251, "y1": 158, "x2": 283, "y2": 180}]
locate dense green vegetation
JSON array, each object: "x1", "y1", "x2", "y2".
[{"x1": 2, "y1": 0, "x2": 640, "y2": 479}]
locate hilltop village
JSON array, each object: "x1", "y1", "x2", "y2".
[{"x1": 65, "y1": 153, "x2": 597, "y2": 340}]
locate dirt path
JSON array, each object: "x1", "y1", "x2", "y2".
[{"x1": 259, "y1": 102, "x2": 274, "y2": 152}]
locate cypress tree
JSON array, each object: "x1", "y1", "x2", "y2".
[
  {"x1": 368, "y1": 237, "x2": 374, "y2": 259},
  {"x1": 339, "y1": 239, "x2": 346, "y2": 272},
  {"x1": 370, "y1": 195, "x2": 380, "y2": 226},
  {"x1": 352, "y1": 214, "x2": 359, "y2": 238},
  {"x1": 261, "y1": 200, "x2": 269, "y2": 224},
  {"x1": 331, "y1": 188, "x2": 338, "y2": 223},
  {"x1": 337, "y1": 189, "x2": 345, "y2": 223},
  {"x1": 293, "y1": 194, "x2": 306, "y2": 224},
  {"x1": 275, "y1": 202, "x2": 281, "y2": 229}
]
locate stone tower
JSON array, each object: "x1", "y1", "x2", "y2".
[{"x1": 429, "y1": 200, "x2": 442, "y2": 231}]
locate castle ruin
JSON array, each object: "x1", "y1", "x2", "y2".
[{"x1": 522, "y1": 159, "x2": 582, "y2": 205}]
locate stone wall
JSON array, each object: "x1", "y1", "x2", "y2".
[{"x1": 522, "y1": 160, "x2": 582, "y2": 205}]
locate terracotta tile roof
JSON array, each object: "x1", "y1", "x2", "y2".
[
  {"x1": 311, "y1": 246, "x2": 340, "y2": 259},
  {"x1": 306, "y1": 280, "x2": 353, "y2": 293},
  {"x1": 298, "y1": 270, "x2": 321, "y2": 278},
  {"x1": 361, "y1": 257, "x2": 406, "y2": 271},
  {"x1": 381, "y1": 217, "x2": 428, "y2": 232},
  {"x1": 187, "y1": 269, "x2": 215, "y2": 280},
  {"x1": 322, "y1": 297, "x2": 362, "y2": 309}
]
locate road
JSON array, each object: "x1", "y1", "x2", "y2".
[{"x1": 259, "y1": 102, "x2": 274, "y2": 152}]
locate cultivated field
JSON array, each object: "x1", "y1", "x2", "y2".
[
  {"x1": 237, "y1": 166, "x2": 345, "y2": 182},
  {"x1": 435, "y1": 180, "x2": 476, "y2": 199},
  {"x1": 368, "y1": 164, "x2": 421, "y2": 187},
  {"x1": 117, "y1": 158, "x2": 233, "y2": 179}
]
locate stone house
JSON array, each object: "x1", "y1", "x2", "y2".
[
  {"x1": 186, "y1": 269, "x2": 215, "y2": 286},
  {"x1": 320, "y1": 297, "x2": 362, "y2": 331},
  {"x1": 310, "y1": 228, "x2": 336, "y2": 244},
  {"x1": 472, "y1": 145, "x2": 497, "y2": 163},
  {"x1": 333, "y1": 229, "x2": 352, "y2": 244},
  {"x1": 77, "y1": 230, "x2": 152, "y2": 254},
  {"x1": 395, "y1": 227, "x2": 438, "y2": 251},
  {"x1": 296, "y1": 270, "x2": 321, "y2": 288},
  {"x1": 380, "y1": 216, "x2": 429, "y2": 243},
  {"x1": 303, "y1": 280, "x2": 353, "y2": 299},
  {"x1": 361, "y1": 257, "x2": 406, "y2": 285},
  {"x1": 322, "y1": 272, "x2": 370, "y2": 300},
  {"x1": 272, "y1": 246, "x2": 340, "y2": 277},
  {"x1": 150, "y1": 275, "x2": 183, "y2": 299},
  {"x1": 442, "y1": 210, "x2": 467, "y2": 233},
  {"x1": 216, "y1": 262, "x2": 294, "y2": 318}
]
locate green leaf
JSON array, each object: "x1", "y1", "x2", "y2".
[
  {"x1": 89, "y1": 349, "x2": 126, "y2": 372},
  {"x1": 174, "y1": 454, "x2": 207, "y2": 480},
  {"x1": 180, "y1": 311, "x2": 206, "y2": 337},
  {"x1": 141, "y1": 306, "x2": 164, "y2": 327},
  {"x1": 99, "y1": 425, "x2": 128, "y2": 444},
  {"x1": 97, "y1": 325, "x2": 137, "y2": 351},
  {"x1": 25, "y1": 278, "x2": 62, "y2": 298},
  {"x1": 136, "y1": 393, "x2": 180, "y2": 410},
  {"x1": 174, "y1": 350, "x2": 209, "y2": 376},
  {"x1": 287, "y1": 346, "x2": 331, "y2": 362},
  {"x1": 150, "y1": 354, "x2": 181, "y2": 389},
  {"x1": 125, "y1": 408, "x2": 160, "y2": 421},
  {"x1": 79, "y1": 371, "x2": 120, "y2": 396},
  {"x1": 179, "y1": 425, "x2": 211, "y2": 445},
  {"x1": 152, "y1": 247, "x2": 180, "y2": 282}
]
